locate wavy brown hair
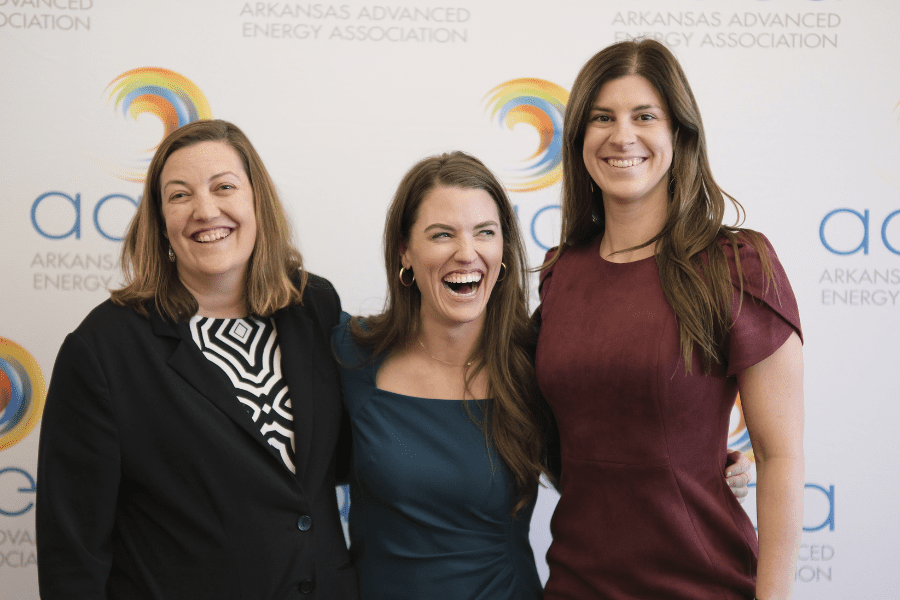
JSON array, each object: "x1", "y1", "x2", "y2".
[
  {"x1": 549, "y1": 38, "x2": 775, "y2": 372},
  {"x1": 111, "y1": 119, "x2": 307, "y2": 320},
  {"x1": 351, "y1": 151, "x2": 549, "y2": 514}
]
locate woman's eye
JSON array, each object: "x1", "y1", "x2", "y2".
[
  {"x1": 638, "y1": 113, "x2": 657, "y2": 121},
  {"x1": 218, "y1": 184, "x2": 236, "y2": 191},
  {"x1": 168, "y1": 192, "x2": 188, "y2": 202},
  {"x1": 591, "y1": 114, "x2": 611, "y2": 123},
  {"x1": 431, "y1": 232, "x2": 450, "y2": 239},
  {"x1": 478, "y1": 229, "x2": 497, "y2": 237}
]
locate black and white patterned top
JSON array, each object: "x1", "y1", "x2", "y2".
[{"x1": 189, "y1": 316, "x2": 297, "y2": 473}]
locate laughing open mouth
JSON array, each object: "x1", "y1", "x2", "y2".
[{"x1": 442, "y1": 272, "x2": 482, "y2": 296}]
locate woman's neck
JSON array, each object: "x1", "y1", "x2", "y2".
[
  {"x1": 181, "y1": 275, "x2": 247, "y2": 319},
  {"x1": 599, "y1": 194, "x2": 668, "y2": 263},
  {"x1": 416, "y1": 317, "x2": 483, "y2": 368}
]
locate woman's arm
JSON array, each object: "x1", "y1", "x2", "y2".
[
  {"x1": 737, "y1": 331, "x2": 804, "y2": 600},
  {"x1": 36, "y1": 333, "x2": 121, "y2": 600}
]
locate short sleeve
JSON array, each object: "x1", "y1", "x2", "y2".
[
  {"x1": 723, "y1": 234, "x2": 803, "y2": 376},
  {"x1": 331, "y1": 311, "x2": 375, "y2": 368},
  {"x1": 331, "y1": 312, "x2": 377, "y2": 416}
]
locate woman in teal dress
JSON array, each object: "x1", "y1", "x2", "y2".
[{"x1": 333, "y1": 152, "x2": 549, "y2": 600}]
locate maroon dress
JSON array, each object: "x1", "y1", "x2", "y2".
[{"x1": 535, "y1": 234, "x2": 801, "y2": 600}]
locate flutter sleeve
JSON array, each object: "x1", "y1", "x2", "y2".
[
  {"x1": 723, "y1": 233, "x2": 803, "y2": 377},
  {"x1": 331, "y1": 311, "x2": 372, "y2": 369},
  {"x1": 331, "y1": 311, "x2": 381, "y2": 418}
]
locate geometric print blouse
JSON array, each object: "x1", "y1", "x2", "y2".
[{"x1": 189, "y1": 316, "x2": 297, "y2": 473}]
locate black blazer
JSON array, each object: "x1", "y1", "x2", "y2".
[{"x1": 36, "y1": 274, "x2": 358, "y2": 600}]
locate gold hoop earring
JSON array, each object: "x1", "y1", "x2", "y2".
[
  {"x1": 168, "y1": 245, "x2": 176, "y2": 263},
  {"x1": 399, "y1": 267, "x2": 415, "y2": 287},
  {"x1": 496, "y1": 262, "x2": 507, "y2": 282}
]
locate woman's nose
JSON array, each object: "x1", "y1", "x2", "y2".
[
  {"x1": 455, "y1": 237, "x2": 477, "y2": 262},
  {"x1": 609, "y1": 121, "x2": 636, "y2": 147},
  {"x1": 191, "y1": 192, "x2": 220, "y2": 220}
]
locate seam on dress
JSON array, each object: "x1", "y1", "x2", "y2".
[
  {"x1": 654, "y1": 311, "x2": 731, "y2": 600},
  {"x1": 718, "y1": 399, "x2": 759, "y2": 579}
]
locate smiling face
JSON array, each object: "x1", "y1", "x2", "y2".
[
  {"x1": 401, "y1": 185, "x2": 504, "y2": 331},
  {"x1": 160, "y1": 140, "x2": 257, "y2": 295},
  {"x1": 582, "y1": 74, "x2": 674, "y2": 210}
]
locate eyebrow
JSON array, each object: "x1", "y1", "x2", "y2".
[
  {"x1": 591, "y1": 104, "x2": 661, "y2": 113},
  {"x1": 162, "y1": 171, "x2": 239, "y2": 190},
  {"x1": 423, "y1": 220, "x2": 499, "y2": 233}
]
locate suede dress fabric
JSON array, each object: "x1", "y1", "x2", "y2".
[{"x1": 536, "y1": 235, "x2": 801, "y2": 600}]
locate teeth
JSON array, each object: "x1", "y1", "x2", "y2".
[
  {"x1": 443, "y1": 272, "x2": 483, "y2": 284},
  {"x1": 607, "y1": 158, "x2": 644, "y2": 168},
  {"x1": 444, "y1": 281, "x2": 479, "y2": 297},
  {"x1": 195, "y1": 228, "x2": 231, "y2": 243}
]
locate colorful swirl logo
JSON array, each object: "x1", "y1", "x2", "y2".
[
  {"x1": 105, "y1": 67, "x2": 212, "y2": 182},
  {"x1": 0, "y1": 338, "x2": 46, "y2": 451},
  {"x1": 484, "y1": 78, "x2": 569, "y2": 193},
  {"x1": 727, "y1": 395, "x2": 754, "y2": 462}
]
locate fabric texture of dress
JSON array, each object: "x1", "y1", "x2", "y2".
[
  {"x1": 333, "y1": 313, "x2": 543, "y2": 600},
  {"x1": 535, "y1": 234, "x2": 802, "y2": 600}
]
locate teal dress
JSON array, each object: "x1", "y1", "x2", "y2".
[{"x1": 333, "y1": 314, "x2": 542, "y2": 600}]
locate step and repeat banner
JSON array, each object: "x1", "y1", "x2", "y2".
[{"x1": 1, "y1": 0, "x2": 898, "y2": 598}]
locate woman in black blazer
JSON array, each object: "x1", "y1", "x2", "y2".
[{"x1": 36, "y1": 120, "x2": 358, "y2": 600}]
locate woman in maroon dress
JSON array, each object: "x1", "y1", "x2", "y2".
[{"x1": 536, "y1": 39, "x2": 804, "y2": 600}]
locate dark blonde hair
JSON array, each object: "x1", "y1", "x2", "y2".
[
  {"x1": 551, "y1": 38, "x2": 774, "y2": 372},
  {"x1": 111, "y1": 119, "x2": 306, "y2": 319},
  {"x1": 352, "y1": 151, "x2": 549, "y2": 514}
]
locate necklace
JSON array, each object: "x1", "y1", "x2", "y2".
[{"x1": 417, "y1": 336, "x2": 476, "y2": 368}]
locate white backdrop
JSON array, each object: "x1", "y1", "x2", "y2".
[{"x1": 2, "y1": 0, "x2": 898, "y2": 598}]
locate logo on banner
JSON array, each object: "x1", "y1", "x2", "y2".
[
  {"x1": 816, "y1": 98, "x2": 900, "y2": 306},
  {"x1": 0, "y1": 339, "x2": 46, "y2": 452},
  {"x1": 484, "y1": 79, "x2": 568, "y2": 192},
  {"x1": 0, "y1": 0, "x2": 92, "y2": 33},
  {"x1": 104, "y1": 67, "x2": 212, "y2": 182}
]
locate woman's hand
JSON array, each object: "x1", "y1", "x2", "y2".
[{"x1": 725, "y1": 449, "x2": 752, "y2": 502}]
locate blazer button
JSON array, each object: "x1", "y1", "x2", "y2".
[
  {"x1": 299, "y1": 579, "x2": 314, "y2": 594},
  {"x1": 297, "y1": 515, "x2": 312, "y2": 531}
]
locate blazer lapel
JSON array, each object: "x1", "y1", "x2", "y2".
[
  {"x1": 273, "y1": 306, "x2": 316, "y2": 482},
  {"x1": 149, "y1": 309, "x2": 288, "y2": 465}
]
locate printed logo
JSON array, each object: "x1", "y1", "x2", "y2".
[
  {"x1": 727, "y1": 395, "x2": 754, "y2": 461},
  {"x1": 484, "y1": 78, "x2": 568, "y2": 192},
  {"x1": 0, "y1": 339, "x2": 46, "y2": 452},
  {"x1": 104, "y1": 67, "x2": 212, "y2": 182}
]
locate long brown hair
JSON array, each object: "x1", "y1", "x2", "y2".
[
  {"x1": 352, "y1": 151, "x2": 549, "y2": 514},
  {"x1": 111, "y1": 119, "x2": 307, "y2": 320},
  {"x1": 551, "y1": 38, "x2": 775, "y2": 372}
]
